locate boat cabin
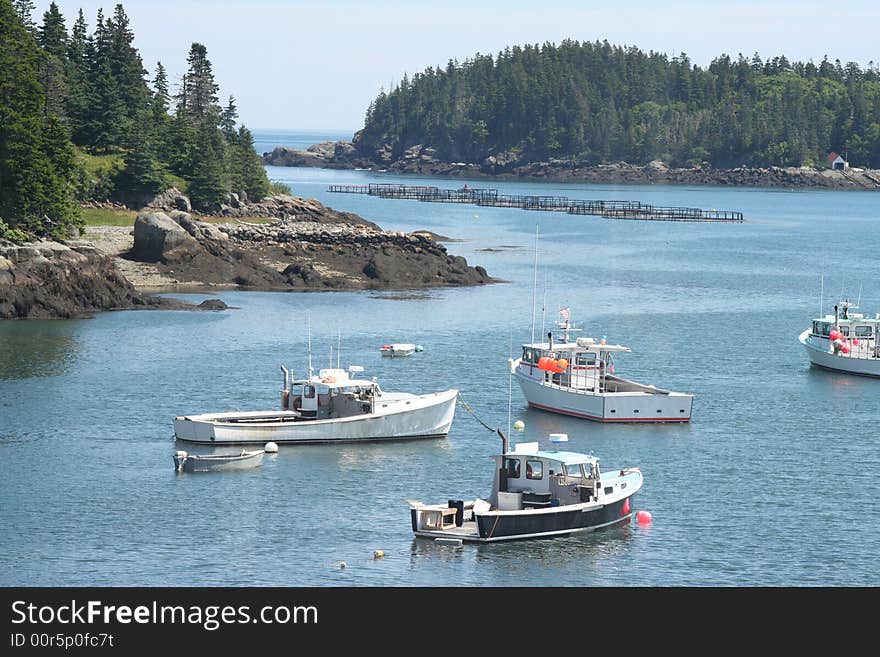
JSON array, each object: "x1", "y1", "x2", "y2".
[
  {"x1": 809, "y1": 303, "x2": 880, "y2": 359},
  {"x1": 489, "y1": 442, "x2": 603, "y2": 510},
  {"x1": 283, "y1": 367, "x2": 381, "y2": 420},
  {"x1": 518, "y1": 335, "x2": 631, "y2": 391}
]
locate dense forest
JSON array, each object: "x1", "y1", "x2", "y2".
[
  {"x1": 357, "y1": 40, "x2": 880, "y2": 169},
  {"x1": 0, "y1": 0, "x2": 270, "y2": 240}
]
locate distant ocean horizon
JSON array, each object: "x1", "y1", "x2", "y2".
[{"x1": 252, "y1": 128, "x2": 354, "y2": 157}]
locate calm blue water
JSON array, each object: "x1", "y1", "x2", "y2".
[{"x1": 2, "y1": 131, "x2": 879, "y2": 586}]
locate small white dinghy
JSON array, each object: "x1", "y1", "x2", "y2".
[
  {"x1": 380, "y1": 343, "x2": 416, "y2": 357},
  {"x1": 173, "y1": 449, "x2": 264, "y2": 473}
]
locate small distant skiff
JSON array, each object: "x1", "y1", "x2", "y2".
[
  {"x1": 173, "y1": 449, "x2": 264, "y2": 473},
  {"x1": 380, "y1": 343, "x2": 418, "y2": 357}
]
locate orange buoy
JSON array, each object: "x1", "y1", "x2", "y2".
[
  {"x1": 557, "y1": 358, "x2": 569, "y2": 370},
  {"x1": 622, "y1": 498, "x2": 630, "y2": 515},
  {"x1": 636, "y1": 510, "x2": 652, "y2": 525}
]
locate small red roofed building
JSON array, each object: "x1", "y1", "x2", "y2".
[{"x1": 828, "y1": 152, "x2": 848, "y2": 170}]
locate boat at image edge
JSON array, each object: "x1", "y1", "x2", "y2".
[
  {"x1": 409, "y1": 438, "x2": 642, "y2": 543},
  {"x1": 799, "y1": 300, "x2": 880, "y2": 377},
  {"x1": 512, "y1": 311, "x2": 694, "y2": 422},
  {"x1": 173, "y1": 362, "x2": 457, "y2": 445}
]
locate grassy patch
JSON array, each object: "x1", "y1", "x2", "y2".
[
  {"x1": 77, "y1": 149, "x2": 125, "y2": 178},
  {"x1": 81, "y1": 207, "x2": 137, "y2": 226}
]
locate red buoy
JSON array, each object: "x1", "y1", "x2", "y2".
[
  {"x1": 830, "y1": 330, "x2": 841, "y2": 341},
  {"x1": 636, "y1": 510, "x2": 652, "y2": 525},
  {"x1": 622, "y1": 499, "x2": 630, "y2": 515}
]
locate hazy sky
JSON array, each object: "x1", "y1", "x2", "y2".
[{"x1": 40, "y1": 0, "x2": 880, "y2": 132}]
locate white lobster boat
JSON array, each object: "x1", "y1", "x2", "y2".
[
  {"x1": 799, "y1": 300, "x2": 880, "y2": 378},
  {"x1": 512, "y1": 313, "x2": 693, "y2": 422},
  {"x1": 174, "y1": 364, "x2": 457, "y2": 445}
]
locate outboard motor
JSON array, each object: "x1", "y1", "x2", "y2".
[{"x1": 173, "y1": 450, "x2": 188, "y2": 471}]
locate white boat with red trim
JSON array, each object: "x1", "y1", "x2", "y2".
[
  {"x1": 512, "y1": 312, "x2": 693, "y2": 423},
  {"x1": 799, "y1": 300, "x2": 880, "y2": 377},
  {"x1": 409, "y1": 437, "x2": 643, "y2": 543}
]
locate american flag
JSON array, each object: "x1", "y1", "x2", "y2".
[{"x1": 559, "y1": 307, "x2": 571, "y2": 322}]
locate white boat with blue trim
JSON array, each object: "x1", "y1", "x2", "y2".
[
  {"x1": 512, "y1": 311, "x2": 693, "y2": 422},
  {"x1": 799, "y1": 300, "x2": 880, "y2": 377},
  {"x1": 409, "y1": 438, "x2": 643, "y2": 543}
]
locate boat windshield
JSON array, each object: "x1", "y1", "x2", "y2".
[{"x1": 563, "y1": 463, "x2": 585, "y2": 478}]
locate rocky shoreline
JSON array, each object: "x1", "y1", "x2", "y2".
[
  {"x1": 1, "y1": 193, "x2": 495, "y2": 319},
  {"x1": 262, "y1": 141, "x2": 880, "y2": 190}
]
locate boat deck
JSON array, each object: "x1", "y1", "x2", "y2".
[{"x1": 414, "y1": 521, "x2": 482, "y2": 542}]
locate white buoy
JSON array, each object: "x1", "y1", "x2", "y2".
[
  {"x1": 513, "y1": 420, "x2": 525, "y2": 431},
  {"x1": 264, "y1": 442, "x2": 278, "y2": 453},
  {"x1": 549, "y1": 433, "x2": 568, "y2": 443}
]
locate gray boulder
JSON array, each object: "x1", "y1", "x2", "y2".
[{"x1": 132, "y1": 211, "x2": 198, "y2": 262}]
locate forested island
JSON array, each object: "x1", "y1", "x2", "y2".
[
  {"x1": 264, "y1": 40, "x2": 880, "y2": 188},
  {"x1": 0, "y1": 1, "x2": 493, "y2": 318}
]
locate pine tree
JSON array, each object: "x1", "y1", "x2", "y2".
[
  {"x1": 179, "y1": 42, "x2": 220, "y2": 127},
  {"x1": 220, "y1": 95, "x2": 238, "y2": 138},
  {"x1": 0, "y1": 0, "x2": 81, "y2": 237},
  {"x1": 114, "y1": 108, "x2": 167, "y2": 198},
  {"x1": 37, "y1": 2, "x2": 67, "y2": 60},
  {"x1": 188, "y1": 125, "x2": 229, "y2": 208},
  {"x1": 65, "y1": 9, "x2": 90, "y2": 144},
  {"x1": 229, "y1": 126, "x2": 270, "y2": 201},
  {"x1": 12, "y1": 0, "x2": 36, "y2": 36}
]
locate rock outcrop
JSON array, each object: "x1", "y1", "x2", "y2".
[
  {"x1": 125, "y1": 207, "x2": 494, "y2": 290},
  {"x1": 0, "y1": 240, "x2": 196, "y2": 319}
]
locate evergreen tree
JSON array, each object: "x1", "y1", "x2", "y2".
[
  {"x1": 12, "y1": 0, "x2": 36, "y2": 36},
  {"x1": 228, "y1": 126, "x2": 270, "y2": 201},
  {"x1": 220, "y1": 95, "x2": 238, "y2": 138},
  {"x1": 35, "y1": 2, "x2": 68, "y2": 124},
  {"x1": 114, "y1": 108, "x2": 167, "y2": 197},
  {"x1": 188, "y1": 125, "x2": 229, "y2": 208},
  {"x1": 0, "y1": 0, "x2": 81, "y2": 237},
  {"x1": 65, "y1": 9, "x2": 90, "y2": 144},
  {"x1": 178, "y1": 42, "x2": 220, "y2": 127}
]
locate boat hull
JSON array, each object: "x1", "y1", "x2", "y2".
[
  {"x1": 412, "y1": 469, "x2": 643, "y2": 542},
  {"x1": 799, "y1": 330, "x2": 880, "y2": 378},
  {"x1": 515, "y1": 370, "x2": 692, "y2": 422},
  {"x1": 174, "y1": 389, "x2": 458, "y2": 444},
  {"x1": 174, "y1": 450, "x2": 264, "y2": 473}
]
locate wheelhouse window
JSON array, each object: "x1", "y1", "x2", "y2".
[
  {"x1": 526, "y1": 460, "x2": 543, "y2": 480},
  {"x1": 840, "y1": 326, "x2": 850, "y2": 337},
  {"x1": 575, "y1": 353, "x2": 597, "y2": 367},
  {"x1": 563, "y1": 463, "x2": 584, "y2": 478},
  {"x1": 855, "y1": 325, "x2": 874, "y2": 338},
  {"x1": 505, "y1": 458, "x2": 521, "y2": 479},
  {"x1": 813, "y1": 322, "x2": 831, "y2": 337},
  {"x1": 302, "y1": 385, "x2": 315, "y2": 398},
  {"x1": 522, "y1": 348, "x2": 537, "y2": 365}
]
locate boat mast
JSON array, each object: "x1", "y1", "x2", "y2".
[
  {"x1": 307, "y1": 315, "x2": 313, "y2": 379},
  {"x1": 819, "y1": 274, "x2": 824, "y2": 317},
  {"x1": 530, "y1": 225, "x2": 539, "y2": 345}
]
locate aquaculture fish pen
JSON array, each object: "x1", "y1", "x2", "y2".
[{"x1": 327, "y1": 184, "x2": 744, "y2": 223}]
